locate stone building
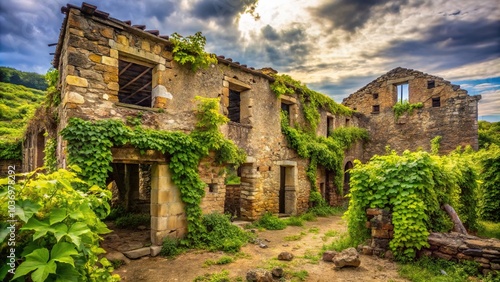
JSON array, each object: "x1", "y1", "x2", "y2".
[
  {"x1": 342, "y1": 67, "x2": 481, "y2": 161},
  {"x1": 21, "y1": 3, "x2": 359, "y2": 245}
]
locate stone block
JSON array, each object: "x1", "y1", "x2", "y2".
[
  {"x1": 65, "y1": 92, "x2": 85, "y2": 104},
  {"x1": 123, "y1": 247, "x2": 150, "y2": 259},
  {"x1": 79, "y1": 69, "x2": 103, "y2": 81},
  {"x1": 463, "y1": 249, "x2": 484, "y2": 257},
  {"x1": 107, "y1": 82, "x2": 119, "y2": 91},
  {"x1": 66, "y1": 75, "x2": 88, "y2": 87},
  {"x1": 166, "y1": 216, "x2": 178, "y2": 230},
  {"x1": 142, "y1": 41, "x2": 151, "y2": 51},
  {"x1": 474, "y1": 257, "x2": 490, "y2": 264},
  {"x1": 153, "y1": 44, "x2": 162, "y2": 55},
  {"x1": 100, "y1": 27, "x2": 113, "y2": 39},
  {"x1": 117, "y1": 35, "x2": 128, "y2": 46},
  {"x1": 168, "y1": 203, "x2": 185, "y2": 216},
  {"x1": 101, "y1": 56, "x2": 118, "y2": 67},
  {"x1": 366, "y1": 208, "x2": 382, "y2": 216},
  {"x1": 69, "y1": 28, "x2": 84, "y2": 36},
  {"x1": 104, "y1": 72, "x2": 118, "y2": 83},
  {"x1": 150, "y1": 246, "x2": 162, "y2": 257},
  {"x1": 110, "y1": 49, "x2": 118, "y2": 59},
  {"x1": 151, "y1": 216, "x2": 168, "y2": 231},
  {"x1": 433, "y1": 251, "x2": 452, "y2": 261},
  {"x1": 371, "y1": 229, "x2": 391, "y2": 239},
  {"x1": 439, "y1": 245, "x2": 458, "y2": 255}
]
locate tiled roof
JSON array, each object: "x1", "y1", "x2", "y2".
[{"x1": 53, "y1": 2, "x2": 274, "y2": 80}]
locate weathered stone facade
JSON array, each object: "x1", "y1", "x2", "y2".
[
  {"x1": 343, "y1": 67, "x2": 481, "y2": 160},
  {"x1": 19, "y1": 3, "x2": 358, "y2": 244}
]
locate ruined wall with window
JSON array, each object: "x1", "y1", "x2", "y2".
[{"x1": 343, "y1": 67, "x2": 480, "y2": 160}]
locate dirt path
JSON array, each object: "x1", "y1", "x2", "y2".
[{"x1": 112, "y1": 216, "x2": 408, "y2": 281}]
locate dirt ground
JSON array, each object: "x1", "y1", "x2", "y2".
[{"x1": 109, "y1": 216, "x2": 408, "y2": 281}]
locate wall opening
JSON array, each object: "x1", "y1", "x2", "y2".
[
  {"x1": 373, "y1": 93, "x2": 379, "y2": 99},
  {"x1": 35, "y1": 131, "x2": 46, "y2": 168},
  {"x1": 279, "y1": 165, "x2": 296, "y2": 215},
  {"x1": 118, "y1": 58, "x2": 153, "y2": 107},
  {"x1": 327, "y1": 116, "x2": 334, "y2": 137},
  {"x1": 432, "y1": 97, "x2": 441, "y2": 108},
  {"x1": 372, "y1": 105, "x2": 380, "y2": 114},
  {"x1": 427, "y1": 80, "x2": 435, "y2": 89},
  {"x1": 396, "y1": 82, "x2": 409, "y2": 103},
  {"x1": 228, "y1": 89, "x2": 241, "y2": 123},
  {"x1": 343, "y1": 161, "x2": 354, "y2": 195}
]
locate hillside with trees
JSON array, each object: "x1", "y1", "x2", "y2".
[{"x1": 0, "y1": 66, "x2": 48, "y2": 90}]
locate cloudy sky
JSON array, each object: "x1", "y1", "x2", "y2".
[{"x1": 1, "y1": 0, "x2": 499, "y2": 121}]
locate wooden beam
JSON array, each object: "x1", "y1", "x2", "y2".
[
  {"x1": 123, "y1": 81, "x2": 152, "y2": 101},
  {"x1": 120, "y1": 67, "x2": 152, "y2": 90},
  {"x1": 119, "y1": 62, "x2": 133, "y2": 76}
]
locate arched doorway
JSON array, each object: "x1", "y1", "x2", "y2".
[{"x1": 343, "y1": 161, "x2": 354, "y2": 195}]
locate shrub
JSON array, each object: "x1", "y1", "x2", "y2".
[
  {"x1": 199, "y1": 213, "x2": 251, "y2": 253},
  {"x1": 115, "y1": 213, "x2": 150, "y2": 229},
  {"x1": 284, "y1": 216, "x2": 304, "y2": 226},
  {"x1": 253, "y1": 212, "x2": 287, "y2": 230},
  {"x1": 106, "y1": 206, "x2": 127, "y2": 220},
  {"x1": 160, "y1": 237, "x2": 181, "y2": 257}
]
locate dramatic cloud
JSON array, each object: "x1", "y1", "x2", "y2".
[{"x1": 0, "y1": 0, "x2": 498, "y2": 120}]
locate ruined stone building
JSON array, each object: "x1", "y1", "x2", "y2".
[
  {"x1": 342, "y1": 67, "x2": 481, "y2": 161},
  {"x1": 19, "y1": 3, "x2": 479, "y2": 245}
]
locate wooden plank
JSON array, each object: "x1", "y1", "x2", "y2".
[{"x1": 120, "y1": 67, "x2": 152, "y2": 90}]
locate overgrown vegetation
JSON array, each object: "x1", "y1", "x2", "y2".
[
  {"x1": 0, "y1": 167, "x2": 119, "y2": 281},
  {"x1": 170, "y1": 32, "x2": 218, "y2": 72},
  {"x1": 270, "y1": 74, "x2": 353, "y2": 131},
  {"x1": 398, "y1": 256, "x2": 498, "y2": 282},
  {"x1": 0, "y1": 66, "x2": 48, "y2": 90},
  {"x1": 478, "y1": 121, "x2": 500, "y2": 149},
  {"x1": 345, "y1": 145, "x2": 480, "y2": 261},
  {"x1": 114, "y1": 213, "x2": 150, "y2": 229},
  {"x1": 392, "y1": 101, "x2": 423, "y2": 120},
  {"x1": 60, "y1": 97, "x2": 246, "y2": 250}
]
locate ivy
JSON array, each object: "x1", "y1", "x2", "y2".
[
  {"x1": 477, "y1": 144, "x2": 500, "y2": 221},
  {"x1": 60, "y1": 97, "x2": 245, "y2": 247},
  {"x1": 271, "y1": 74, "x2": 353, "y2": 132},
  {"x1": 0, "y1": 141, "x2": 22, "y2": 160},
  {"x1": 170, "y1": 32, "x2": 218, "y2": 72},
  {"x1": 280, "y1": 112, "x2": 368, "y2": 201},
  {"x1": 43, "y1": 137, "x2": 57, "y2": 173},
  {"x1": 345, "y1": 147, "x2": 479, "y2": 261},
  {"x1": 392, "y1": 101, "x2": 423, "y2": 120}
]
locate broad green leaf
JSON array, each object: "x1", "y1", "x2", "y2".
[
  {"x1": 53, "y1": 223, "x2": 69, "y2": 242},
  {"x1": 54, "y1": 263, "x2": 80, "y2": 282},
  {"x1": 50, "y1": 242, "x2": 78, "y2": 266},
  {"x1": 15, "y1": 200, "x2": 41, "y2": 223},
  {"x1": 22, "y1": 218, "x2": 51, "y2": 241},
  {"x1": 12, "y1": 248, "x2": 56, "y2": 282},
  {"x1": 50, "y1": 208, "x2": 68, "y2": 225}
]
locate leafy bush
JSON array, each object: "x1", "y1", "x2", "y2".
[
  {"x1": 0, "y1": 167, "x2": 119, "y2": 281},
  {"x1": 392, "y1": 101, "x2": 423, "y2": 120},
  {"x1": 284, "y1": 216, "x2": 304, "y2": 226},
  {"x1": 106, "y1": 206, "x2": 127, "y2": 221},
  {"x1": 170, "y1": 32, "x2": 218, "y2": 72},
  {"x1": 346, "y1": 148, "x2": 479, "y2": 261},
  {"x1": 252, "y1": 212, "x2": 287, "y2": 230},
  {"x1": 477, "y1": 144, "x2": 500, "y2": 222},
  {"x1": 198, "y1": 213, "x2": 251, "y2": 253},
  {"x1": 160, "y1": 237, "x2": 182, "y2": 257},
  {"x1": 115, "y1": 213, "x2": 150, "y2": 229}
]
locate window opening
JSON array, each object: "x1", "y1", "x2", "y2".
[
  {"x1": 432, "y1": 97, "x2": 441, "y2": 107},
  {"x1": 372, "y1": 105, "x2": 380, "y2": 113},
  {"x1": 427, "y1": 80, "x2": 435, "y2": 89},
  {"x1": 228, "y1": 89, "x2": 241, "y2": 123},
  {"x1": 396, "y1": 83, "x2": 409, "y2": 103},
  {"x1": 118, "y1": 59, "x2": 153, "y2": 107}
]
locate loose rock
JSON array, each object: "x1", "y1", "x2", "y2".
[
  {"x1": 271, "y1": 267, "x2": 284, "y2": 278},
  {"x1": 278, "y1": 252, "x2": 294, "y2": 261},
  {"x1": 322, "y1": 250, "x2": 338, "y2": 262},
  {"x1": 246, "y1": 269, "x2": 273, "y2": 282},
  {"x1": 333, "y1": 247, "x2": 361, "y2": 268}
]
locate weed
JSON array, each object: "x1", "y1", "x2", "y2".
[
  {"x1": 252, "y1": 212, "x2": 287, "y2": 230},
  {"x1": 308, "y1": 227, "x2": 320, "y2": 234},
  {"x1": 299, "y1": 212, "x2": 317, "y2": 221},
  {"x1": 324, "y1": 230, "x2": 339, "y2": 237},
  {"x1": 477, "y1": 220, "x2": 500, "y2": 239},
  {"x1": 200, "y1": 213, "x2": 253, "y2": 253},
  {"x1": 109, "y1": 259, "x2": 124, "y2": 269},
  {"x1": 194, "y1": 270, "x2": 231, "y2": 282},
  {"x1": 303, "y1": 249, "x2": 321, "y2": 264},
  {"x1": 322, "y1": 232, "x2": 357, "y2": 252},
  {"x1": 285, "y1": 216, "x2": 305, "y2": 226},
  {"x1": 289, "y1": 270, "x2": 309, "y2": 281},
  {"x1": 203, "y1": 256, "x2": 234, "y2": 267},
  {"x1": 284, "y1": 233, "x2": 304, "y2": 241},
  {"x1": 160, "y1": 237, "x2": 182, "y2": 258},
  {"x1": 106, "y1": 206, "x2": 127, "y2": 220}
]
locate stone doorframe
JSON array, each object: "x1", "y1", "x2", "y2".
[
  {"x1": 111, "y1": 148, "x2": 187, "y2": 246},
  {"x1": 276, "y1": 160, "x2": 298, "y2": 215}
]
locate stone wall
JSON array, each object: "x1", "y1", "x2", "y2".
[
  {"x1": 362, "y1": 208, "x2": 500, "y2": 275},
  {"x1": 343, "y1": 67, "x2": 480, "y2": 161}
]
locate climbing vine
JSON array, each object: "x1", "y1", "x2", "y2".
[
  {"x1": 60, "y1": 97, "x2": 245, "y2": 246},
  {"x1": 43, "y1": 137, "x2": 57, "y2": 173},
  {"x1": 280, "y1": 112, "x2": 368, "y2": 203},
  {"x1": 170, "y1": 32, "x2": 218, "y2": 72},
  {"x1": 346, "y1": 147, "x2": 479, "y2": 261},
  {"x1": 271, "y1": 74, "x2": 353, "y2": 132},
  {"x1": 392, "y1": 101, "x2": 423, "y2": 120}
]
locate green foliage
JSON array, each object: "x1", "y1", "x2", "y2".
[
  {"x1": 430, "y1": 135, "x2": 442, "y2": 155},
  {"x1": 322, "y1": 232, "x2": 358, "y2": 252},
  {"x1": 114, "y1": 213, "x2": 150, "y2": 229},
  {"x1": 251, "y1": 212, "x2": 287, "y2": 230},
  {"x1": 160, "y1": 237, "x2": 182, "y2": 257},
  {"x1": 43, "y1": 137, "x2": 57, "y2": 173},
  {"x1": 270, "y1": 74, "x2": 353, "y2": 131},
  {"x1": 398, "y1": 256, "x2": 490, "y2": 282},
  {"x1": 477, "y1": 220, "x2": 500, "y2": 239},
  {"x1": 392, "y1": 101, "x2": 423, "y2": 120},
  {"x1": 289, "y1": 270, "x2": 309, "y2": 281},
  {"x1": 0, "y1": 141, "x2": 22, "y2": 160},
  {"x1": 476, "y1": 144, "x2": 500, "y2": 221},
  {"x1": 345, "y1": 148, "x2": 480, "y2": 261},
  {"x1": 284, "y1": 216, "x2": 304, "y2": 227},
  {"x1": 281, "y1": 112, "x2": 368, "y2": 198},
  {"x1": 478, "y1": 121, "x2": 500, "y2": 149},
  {"x1": 199, "y1": 213, "x2": 251, "y2": 253},
  {"x1": 308, "y1": 205, "x2": 345, "y2": 217},
  {"x1": 170, "y1": 32, "x2": 218, "y2": 72},
  {"x1": 0, "y1": 66, "x2": 48, "y2": 90},
  {"x1": 204, "y1": 256, "x2": 234, "y2": 266},
  {"x1": 61, "y1": 97, "x2": 246, "y2": 249},
  {"x1": 44, "y1": 68, "x2": 60, "y2": 108},
  {"x1": 0, "y1": 167, "x2": 119, "y2": 281},
  {"x1": 194, "y1": 270, "x2": 231, "y2": 282}
]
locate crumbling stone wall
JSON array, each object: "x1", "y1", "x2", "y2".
[
  {"x1": 362, "y1": 208, "x2": 500, "y2": 275},
  {"x1": 0, "y1": 160, "x2": 21, "y2": 178},
  {"x1": 343, "y1": 67, "x2": 480, "y2": 161}
]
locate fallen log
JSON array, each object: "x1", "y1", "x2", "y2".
[{"x1": 442, "y1": 204, "x2": 468, "y2": 235}]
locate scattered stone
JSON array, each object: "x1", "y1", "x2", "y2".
[
  {"x1": 150, "y1": 246, "x2": 162, "y2": 257},
  {"x1": 246, "y1": 269, "x2": 273, "y2": 282},
  {"x1": 384, "y1": 250, "x2": 394, "y2": 260},
  {"x1": 271, "y1": 267, "x2": 284, "y2": 278},
  {"x1": 362, "y1": 246, "x2": 374, "y2": 256},
  {"x1": 123, "y1": 247, "x2": 151, "y2": 259},
  {"x1": 282, "y1": 244, "x2": 289, "y2": 247},
  {"x1": 137, "y1": 225, "x2": 147, "y2": 231},
  {"x1": 278, "y1": 252, "x2": 294, "y2": 261},
  {"x1": 105, "y1": 251, "x2": 130, "y2": 265},
  {"x1": 259, "y1": 243, "x2": 268, "y2": 249},
  {"x1": 264, "y1": 239, "x2": 271, "y2": 242},
  {"x1": 322, "y1": 250, "x2": 337, "y2": 262},
  {"x1": 333, "y1": 248, "x2": 361, "y2": 268}
]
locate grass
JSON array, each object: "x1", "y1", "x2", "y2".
[
  {"x1": 284, "y1": 231, "x2": 307, "y2": 241},
  {"x1": 477, "y1": 220, "x2": 500, "y2": 239},
  {"x1": 302, "y1": 249, "x2": 321, "y2": 264},
  {"x1": 289, "y1": 270, "x2": 309, "y2": 281},
  {"x1": 308, "y1": 227, "x2": 320, "y2": 234},
  {"x1": 322, "y1": 232, "x2": 357, "y2": 252},
  {"x1": 193, "y1": 270, "x2": 232, "y2": 282},
  {"x1": 397, "y1": 256, "x2": 496, "y2": 282},
  {"x1": 284, "y1": 216, "x2": 305, "y2": 226},
  {"x1": 203, "y1": 256, "x2": 235, "y2": 267}
]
